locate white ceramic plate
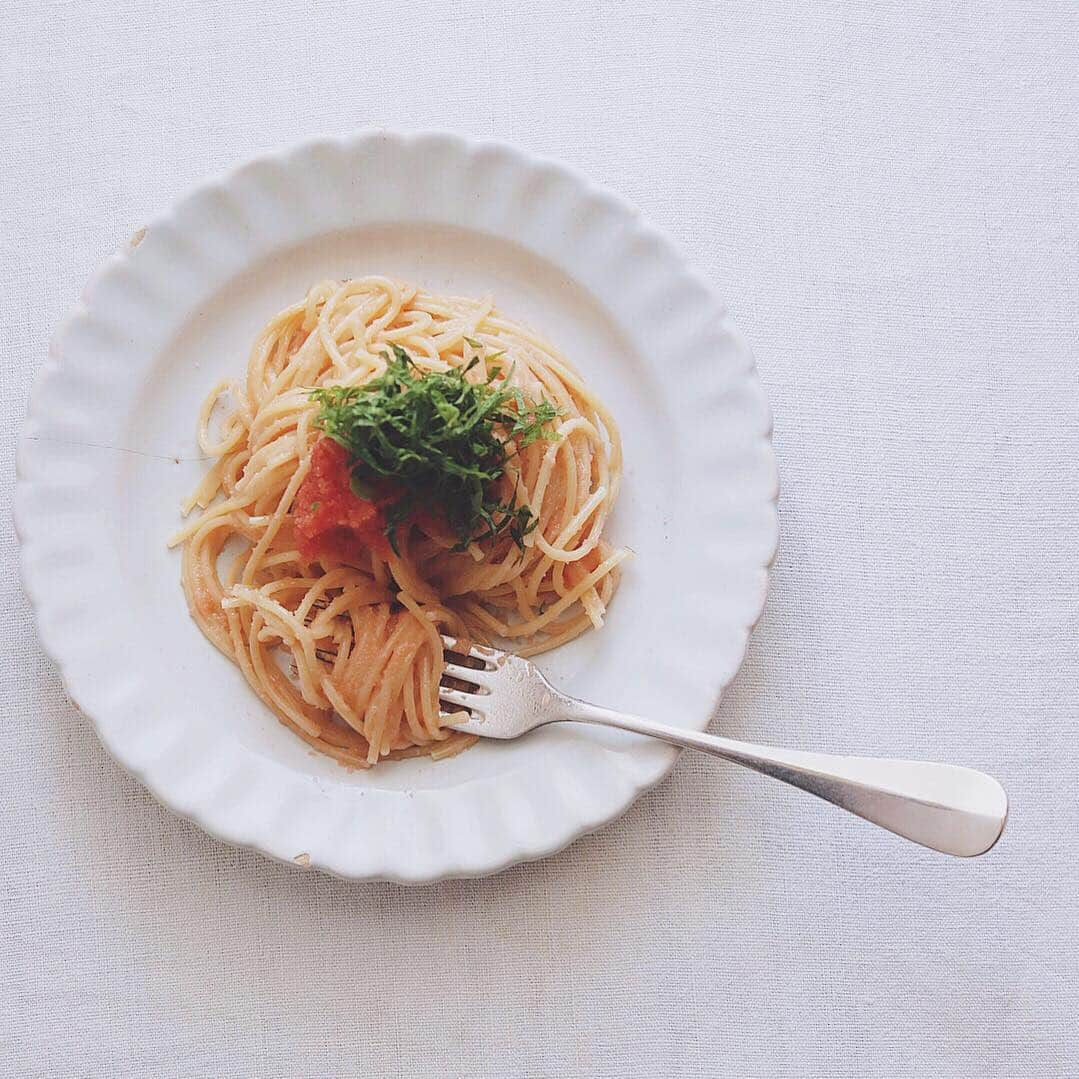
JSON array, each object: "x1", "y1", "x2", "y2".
[{"x1": 16, "y1": 131, "x2": 778, "y2": 882}]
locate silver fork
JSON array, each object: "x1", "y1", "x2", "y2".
[{"x1": 438, "y1": 637, "x2": 1008, "y2": 858}]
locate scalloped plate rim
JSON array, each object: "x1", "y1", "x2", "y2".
[{"x1": 15, "y1": 129, "x2": 779, "y2": 882}]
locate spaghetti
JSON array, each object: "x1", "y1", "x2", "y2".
[{"x1": 172, "y1": 277, "x2": 628, "y2": 767}]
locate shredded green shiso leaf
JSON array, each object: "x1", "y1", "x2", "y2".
[{"x1": 310, "y1": 345, "x2": 560, "y2": 552}]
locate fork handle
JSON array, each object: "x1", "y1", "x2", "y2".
[{"x1": 560, "y1": 702, "x2": 1007, "y2": 857}]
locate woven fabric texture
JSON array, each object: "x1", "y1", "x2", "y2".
[{"x1": 1, "y1": 1, "x2": 1076, "y2": 1076}]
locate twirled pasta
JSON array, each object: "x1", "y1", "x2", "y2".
[{"x1": 171, "y1": 278, "x2": 627, "y2": 767}]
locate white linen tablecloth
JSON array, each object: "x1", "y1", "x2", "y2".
[{"x1": 2, "y1": 2, "x2": 1076, "y2": 1076}]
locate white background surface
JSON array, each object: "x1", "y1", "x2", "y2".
[{"x1": 2, "y1": 2, "x2": 1076, "y2": 1076}]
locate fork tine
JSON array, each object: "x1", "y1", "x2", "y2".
[
  {"x1": 440, "y1": 714, "x2": 489, "y2": 736},
  {"x1": 442, "y1": 661, "x2": 492, "y2": 688},
  {"x1": 438, "y1": 686, "x2": 483, "y2": 711},
  {"x1": 439, "y1": 710, "x2": 470, "y2": 724},
  {"x1": 439, "y1": 634, "x2": 500, "y2": 665},
  {"x1": 439, "y1": 710, "x2": 489, "y2": 734}
]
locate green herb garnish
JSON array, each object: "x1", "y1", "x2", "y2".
[{"x1": 310, "y1": 345, "x2": 560, "y2": 552}]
